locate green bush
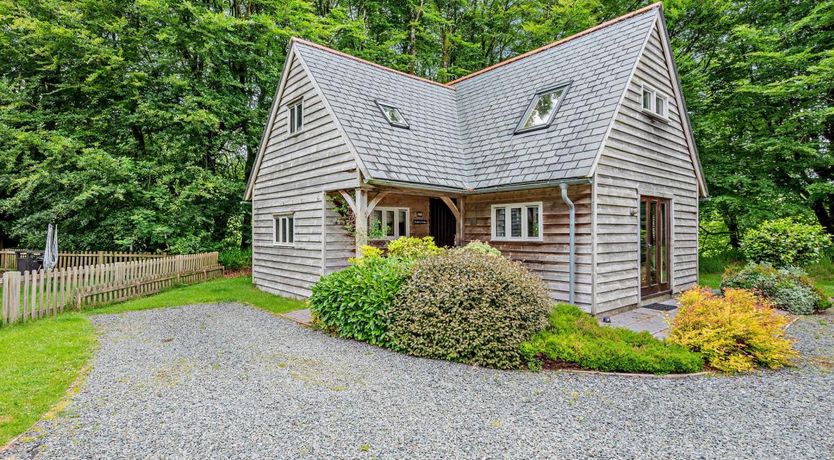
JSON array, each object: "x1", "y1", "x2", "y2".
[
  {"x1": 741, "y1": 218, "x2": 831, "y2": 267},
  {"x1": 461, "y1": 240, "x2": 501, "y2": 257},
  {"x1": 309, "y1": 257, "x2": 411, "y2": 346},
  {"x1": 722, "y1": 263, "x2": 831, "y2": 314},
  {"x1": 218, "y1": 248, "x2": 251, "y2": 270},
  {"x1": 386, "y1": 236, "x2": 442, "y2": 260},
  {"x1": 522, "y1": 304, "x2": 704, "y2": 374},
  {"x1": 388, "y1": 250, "x2": 551, "y2": 369}
]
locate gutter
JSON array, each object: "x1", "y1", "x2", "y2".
[
  {"x1": 365, "y1": 178, "x2": 592, "y2": 196},
  {"x1": 559, "y1": 183, "x2": 576, "y2": 305}
]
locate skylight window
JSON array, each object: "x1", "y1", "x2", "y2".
[
  {"x1": 515, "y1": 84, "x2": 570, "y2": 133},
  {"x1": 376, "y1": 101, "x2": 409, "y2": 129}
]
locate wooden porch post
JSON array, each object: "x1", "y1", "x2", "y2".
[
  {"x1": 354, "y1": 188, "x2": 368, "y2": 256},
  {"x1": 458, "y1": 196, "x2": 465, "y2": 246}
]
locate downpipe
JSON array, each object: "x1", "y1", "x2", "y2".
[{"x1": 559, "y1": 183, "x2": 576, "y2": 305}]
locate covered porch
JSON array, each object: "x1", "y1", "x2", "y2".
[{"x1": 326, "y1": 182, "x2": 593, "y2": 309}]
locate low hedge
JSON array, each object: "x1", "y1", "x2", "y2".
[
  {"x1": 388, "y1": 249, "x2": 551, "y2": 369},
  {"x1": 522, "y1": 304, "x2": 704, "y2": 374}
]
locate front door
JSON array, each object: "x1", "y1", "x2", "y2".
[
  {"x1": 640, "y1": 196, "x2": 671, "y2": 298},
  {"x1": 429, "y1": 198, "x2": 457, "y2": 247}
]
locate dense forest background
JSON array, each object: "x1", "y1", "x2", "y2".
[{"x1": 0, "y1": 0, "x2": 832, "y2": 255}]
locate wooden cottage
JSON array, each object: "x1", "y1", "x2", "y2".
[{"x1": 244, "y1": 3, "x2": 707, "y2": 315}]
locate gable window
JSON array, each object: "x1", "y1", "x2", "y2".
[
  {"x1": 376, "y1": 101, "x2": 409, "y2": 129},
  {"x1": 288, "y1": 99, "x2": 303, "y2": 134},
  {"x1": 491, "y1": 202, "x2": 543, "y2": 241},
  {"x1": 274, "y1": 214, "x2": 295, "y2": 245},
  {"x1": 641, "y1": 85, "x2": 668, "y2": 119},
  {"x1": 370, "y1": 207, "x2": 409, "y2": 239},
  {"x1": 515, "y1": 83, "x2": 570, "y2": 133}
]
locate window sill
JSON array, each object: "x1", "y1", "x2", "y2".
[
  {"x1": 490, "y1": 237, "x2": 544, "y2": 243},
  {"x1": 273, "y1": 243, "x2": 295, "y2": 248},
  {"x1": 641, "y1": 109, "x2": 669, "y2": 122}
]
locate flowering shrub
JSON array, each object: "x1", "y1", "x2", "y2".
[
  {"x1": 740, "y1": 218, "x2": 830, "y2": 267},
  {"x1": 722, "y1": 263, "x2": 830, "y2": 314},
  {"x1": 668, "y1": 288, "x2": 797, "y2": 372}
]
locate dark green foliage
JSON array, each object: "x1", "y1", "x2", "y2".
[
  {"x1": 388, "y1": 250, "x2": 552, "y2": 369},
  {"x1": 1, "y1": 0, "x2": 832, "y2": 254},
  {"x1": 722, "y1": 263, "x2": 831, "y2": 314},
  {"x1": 522, "y1": 304, "x2": 705, "y2": 374},
  {"x1": 309, "y1": 257, "x2": 411, "y2": 346},
  {"x1": 741, "y1": 218, "x2": 831, "y2": 267},
  {"x1": 218, "y1": 248, "x2": 251, "y2": 271}
]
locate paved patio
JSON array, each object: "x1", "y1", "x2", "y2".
[{"x1": 599, "y1": 298, "x2": 679, "y2": 338}]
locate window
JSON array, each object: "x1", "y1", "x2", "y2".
[
  {"x1": 273, "y1": 214, "x2": 295, "y2": 245},
  {"x1": 288, "y1": 99, "x2": 303, "y2": 134},
  {"x1": 641, "y1": 85, "x2": 668, "y2": 119},
  {"x1": 376, "y1": 101, "x2": 409, "y2": 129},
  {"x1": 491, "y1": 202, "x2": 543, "y2": 241},
  {"x1": 370, "y1": 207, "x2": 409, "y2": 239},
  {"x1": 515, "y1": 83, "x2": 570, "y2": 133}
]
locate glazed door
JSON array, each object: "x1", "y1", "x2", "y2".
[{"x1": 640, "y1": 196, "x2": 670, "y2": 297}]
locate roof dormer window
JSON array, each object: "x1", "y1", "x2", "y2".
[
  {"x1": 515, "y1": 83, "x2": 570, "y2": 134},
  {"x1": 376, "y1": 101, "x2": 409, "y2": 129}
]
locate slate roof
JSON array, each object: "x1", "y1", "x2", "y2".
[{"x1": 292, "y1": 5, "x2": 661, "y2": 191}]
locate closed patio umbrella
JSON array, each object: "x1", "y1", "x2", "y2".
[{"x1": 44, "y1": 223, "x2": 58, "y2": 270}]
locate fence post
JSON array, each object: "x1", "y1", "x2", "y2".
[
  {"x1": 2, "y1": 271, "x2": 21, "y2": 325},
  {"x1": 98, "y1": 251, "x2": 105, "y2": 265}
]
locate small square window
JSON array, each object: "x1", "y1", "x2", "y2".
[
  {"x1": 376, "y1": 101, "x2": 409, "y2": 128},
  {"x1": 641, "y1": 85, "x2": 668, "y2": 119},
  {"x1": 516, "y1": 84, "x2": 570, "y2": 133},
  {"x1": 369, "y1": 207, "x2": 410, "y2": 239},
  {"x1": 288, "y1": 99, "x2": 303, "y2": 134},
  {"x1": 491, "y1": 203, "x2": 543, "y2": 241},
  {"x1": 274, "y1": 214, "x2": 295, "y2": 245}
]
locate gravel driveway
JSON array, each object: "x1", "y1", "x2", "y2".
[{"x1": 4, "y1": 303, "x2": 833, "y2": 459}]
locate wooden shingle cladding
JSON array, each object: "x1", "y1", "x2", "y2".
[
  {"x1": 592, "y1": 23, "x2": 699, "y2": 313},
  {"x1": 463, "y1": 186, "x2": 593, "y2": 309},
  {"x1": 251, "y1": 51, "x2": 358, "y2": 299}
]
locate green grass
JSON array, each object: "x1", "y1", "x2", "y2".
[
  {"x1": 0, "y1": 275, "x2": 305, "y2": 446},
  {"x1": 522, "y1": 304, "x2": 705, "y2": 374},
  {"x1": 90, "y1": 275, "x2": 306, "y2": 316},
  {"x1": 700, "y1": 256, "x2": 834, "y2": 297},
  {"x1": 698, "y1": 272, "x2": 722, "y2": 290},
  {"x1": 0, "y1": 314, "x2": 96, "y2": 446}
]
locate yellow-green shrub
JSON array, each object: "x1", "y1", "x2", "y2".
[
  {"x1": 386, "y1": 236, "x2": 442, "y2": 260},
  {"x1": 668, "y1": 288, "x2": 797, "y2": 372}
]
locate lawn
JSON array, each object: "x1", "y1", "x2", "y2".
[
  {"x1": 0, "y1": 275, "x2": 305, "y2": 447},
  {"x1": 0, "y1": 314, "x2": 95, "y2": 446},
  {"x1": 700, "y1": 259, "x2": 834, "y2": 297}
]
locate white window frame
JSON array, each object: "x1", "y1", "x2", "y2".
[
  {"x1": 640, "y1": 84, "x2": 669, "y2": 119},
  {"x1": 375, "y1": 101, "x2": 410, "y2": 129},
  {"x1": 369, "y1": 207, "x2": 410, "y2": 240},
  {"x1": 273, "y1": 213, "x2": 295, "y2": 246},
  {"x1": 287, "y1": 98, "x2": 304, "y2": 135},
  {"x1": 515, "y1": 82, "x2": 571, "y2": 134},
  {"x1": 490, "y1": 202, "x2": 544, "y2": 242}
]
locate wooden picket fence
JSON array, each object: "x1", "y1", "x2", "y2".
[
  {"x1": 1, "y1": 252, "x2": 223, "y2": 325},
  {"x1": 0, "y1": 249, "x2": 165, "y2": 273}
]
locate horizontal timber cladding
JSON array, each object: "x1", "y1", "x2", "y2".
[
  {"x1": 463, "y1": 185, "x2": 593, "y2": 311},
  {"x1": 251, "y1": 50, "x2": 358, "y2": 299},
  {"x1": 593, "y1": 23, "x2": 699, "y2": 314}
]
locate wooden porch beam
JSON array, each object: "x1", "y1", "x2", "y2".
[
  {"x1": 439, "y1": 196, "x2": 461, "y2": 221},
  {"x1": 338, "y1": 190, "x2": 357, "y2": 214},
  {"x1": 364, "y1": 191, "x2": 390, "y2": 219}
]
